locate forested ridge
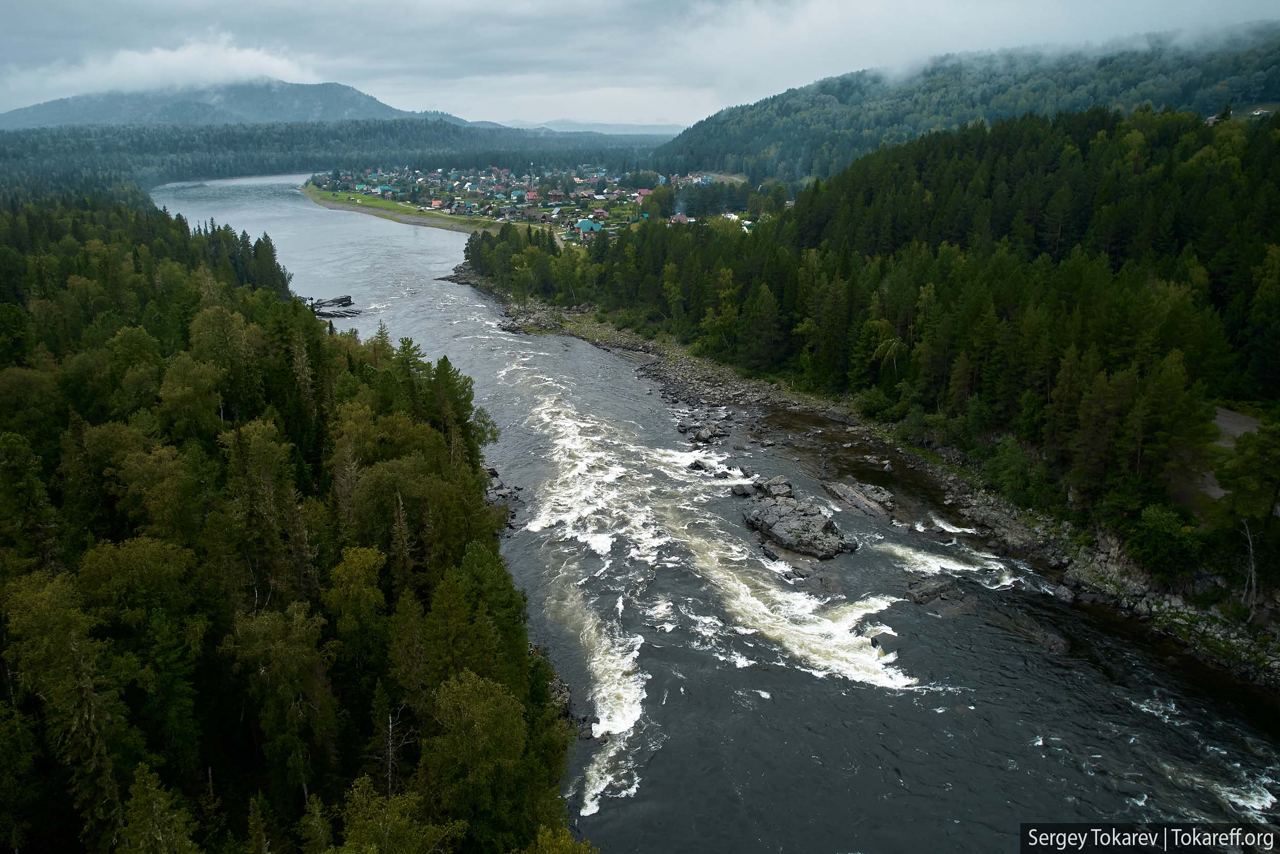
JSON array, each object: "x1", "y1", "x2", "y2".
[
  {"x1": 0, "y1": 198, "x2": 592, "y2": 852},
  {"x1": 655, "y1": 24, "x2": 1280, "y2": 182},
  {"x1": 0, "y1": 80, "x2": 426, "y2": 131},
  {"x1": 467, "y1": 107, "x2": 1280, "y2": 601},
  {"x1": 0, "y1": 117, "x2": 662, "y2": 203}
]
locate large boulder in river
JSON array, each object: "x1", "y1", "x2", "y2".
[
  {"x1": 691, "y1": 423, "x2": 729, "y2": 444},
  {"x1": 743, "y1": 493, "x2": 856, "y2": 559},
  {"x1": 762, "y1": 475, "x2": 793, "y2": 498},
  {"x1": 905, "y1": 576, "x2": 965, "y2": 605},
  {"x1": 823, "y1": 480, "x2": 894, "y2": 518}
]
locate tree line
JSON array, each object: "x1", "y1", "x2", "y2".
[
  {"x1": 0, "y1": 197, "x2": 593, "y2": 853},
  {"x1": 0, "y1": 117, "x2": 664, "y2": 204},
  {"x1": 654, "y1": 23, "x2": 1280, "y2": 182},
  {"x1": 466, "y1": 107, "x2": 1280, "y2": 602}
]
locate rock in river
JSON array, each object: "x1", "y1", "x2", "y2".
[
  {"x1": 738, "y1": 477, "x2": 856, "y2": 559},
  {"x1": 762, "y1": 475, "x2": 794, "y2": 498},
  {"x1": 823, "y1": 480, "x2": 894, "y2": 518}
]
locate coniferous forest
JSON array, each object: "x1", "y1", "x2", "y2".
[
  {"x1": 655, "y1": 24, "x2": 1280, "y2": 182},
  {"x1": 466, "y1": 107, "x2": 1280, "y2": 595},
  {"x1": 0, "y1": 118, "x2": 662, "y2": 203},
  {"x1": 0, "y1": 198, "x2": 593, "y2": 853},
  {"x1": 6, "y1": 2, "x2": 1280, "y2": 850}
]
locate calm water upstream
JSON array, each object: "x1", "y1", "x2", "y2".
[{"x1": 153, "y1": 175, "x2": 1279, "y2": 853}]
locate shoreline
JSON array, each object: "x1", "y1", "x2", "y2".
[
  {"x1": 445, "y1": 262, "x2": 1280, "y2": 691},
  {"x1": 301, "y1": 182, "x2": 499, "y2": 234}
]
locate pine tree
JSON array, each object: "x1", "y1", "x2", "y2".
[
  {"x1": 117, "y1": 765, "x2": 200, "y2": 854},
  {"x1": 736, "y1": 283, "x2": 782, "y2": 373}
]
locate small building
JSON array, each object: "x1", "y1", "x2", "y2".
[{"x1": 576, "y1": 219, "x2": 603, "y2": 233}]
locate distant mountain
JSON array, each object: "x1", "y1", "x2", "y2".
[
  {"x1": 655, "y1": 21, "x2": 1280, "y2": 182},
  {"x1": 506, "y1": 119, "x2": 685, "y2": 138},
  {"x1": 0, "y1": 79, "x2": 470, "y2": 130}
]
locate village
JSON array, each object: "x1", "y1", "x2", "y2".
[{"x1": 307, "y1": 163, "x2": 768, "y2": 241}]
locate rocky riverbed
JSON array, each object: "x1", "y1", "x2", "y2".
[{"x1": 449, "y1": 262, "x2": 1280, "y2": 689}]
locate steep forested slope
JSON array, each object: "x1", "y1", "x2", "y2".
[
  {"x1": 0, "y1": 198, "x2": 591, "y2": 853},
  {"x1": 655, "y1": 24, "x2": 1280, "y2": 182}
]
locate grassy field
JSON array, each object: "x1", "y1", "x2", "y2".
[{"x1": 301, "y1": 184, "x2": 499, "y2": 234}]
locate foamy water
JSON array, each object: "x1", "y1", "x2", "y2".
[{"x1": 508, "y1": 359, "x2": 918, "y2": 813}]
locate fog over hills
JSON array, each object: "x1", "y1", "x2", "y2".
[
  {"x1": 655, "y1": 20, "x2": 1280, "y2": 181},
  {"x1": 505, "y1": 119, "x2": 686, "y2": 138},
  {"x1": 0, "y1": 78, "x2": 694, "y2": 138},
  {"x1": 0, "y1": 78, "x2": 469, "y2": 130}
]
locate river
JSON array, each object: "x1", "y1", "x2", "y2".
[{"x1": 153, "y1": 175, "x2": 1279, "y2": 853}]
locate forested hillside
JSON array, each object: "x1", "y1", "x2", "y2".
[
  {"x1": 0, "y1": 199, "x2": 591, "y2": 853},
  {"x1": 467, "y1": 108, "x2": 1280, "y2": 599},
  {"x1": 0, "y1": 118, "x2": 663, "y2": 201},
  {"x1": 0, "y1": 80, "x2": 433, "y2": 131},
  {"x1": 655, "y1": 24, "x2": 1280, "y2": 182}
]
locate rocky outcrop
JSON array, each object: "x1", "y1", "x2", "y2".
[
  {"x1": 903, "y1": 576, "x2": 977, "y2": 617},
  {"x1": 530, "y1": 644, "x2": 594, "y2": 738},
  {"x1": 736, "y1": 477, "x2": 856, "y2": 559},
  {"x1": 498, "y1": 302, "x2": 565, "y2": 333},
  {"x1": 677, "y1": 408, "x2": 734, "y2": 445},
  {"x1": 905, "y1": 576, "x2": 964, "y2": 605},
  {"x1": 823, "y1": 480, "x2": 894, "y2": 519},
  {"x1": 1062, "y1": 534, "x2": 1280, "y2": 684},
  {"x1": 309, "y1": 294, "x2": 361, "y2": 318},
  {"x1": 485, "y1": 466, "x2": 522, "y2": 526}
]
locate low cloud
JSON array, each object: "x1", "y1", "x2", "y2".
[
  {"x1": 0, "y1": 34, "x2": 317, "y2": 111},
  {"x1": 0, "y1": 1, "x2": 1276, "y2": 122},
  {"x1": 661, "y1": 0, "x2": 1278, "y2": 113}
]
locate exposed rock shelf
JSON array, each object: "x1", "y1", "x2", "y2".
[
  {"x1": 737, "y1": 476, "x2": 857, "y2": 560},
  {"x1": 823, "y1": 480, "x2": 894, "y2": 519}
]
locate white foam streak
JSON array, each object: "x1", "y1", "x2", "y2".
[
  {"x1": 929, "y1": 512, "x2": 979, "y2": 534},
  {"x1": 675, "y1": 520, "x2": 914, "y2": 687},
  {"x1": 513, "y1": 367, "x2": 917, "y2": 815}
]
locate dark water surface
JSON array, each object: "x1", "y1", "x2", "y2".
[{"x1": 153, "y1": 176, "x2": 1278, "y2": 853}]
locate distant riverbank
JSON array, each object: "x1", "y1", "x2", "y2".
[{"x1": 301, "y1": 182, "x2": 498, "y2": 234}]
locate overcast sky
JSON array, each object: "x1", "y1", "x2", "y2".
[{"x1": 1, "y1": 0, "x2": 1275, "y2": 123}]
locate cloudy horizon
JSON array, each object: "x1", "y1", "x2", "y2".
[{"x1": 2, "y1": 0, "x2": 1276, "y2": 124}]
